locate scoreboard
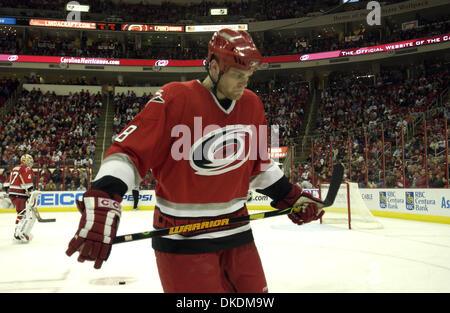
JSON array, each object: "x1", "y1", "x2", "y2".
[
  {"x1": 10, "y1": 17, "x2": 247, "y2": 34},
  {"x1": 96, "y1": 23, "x2": 118, "y2": 31}
]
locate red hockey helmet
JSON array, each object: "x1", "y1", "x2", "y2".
[{"x1": 208, "y1": 28, "x2": 262, "y2": 73}]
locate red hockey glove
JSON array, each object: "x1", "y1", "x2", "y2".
[
  {"x1": 65, "y1": 190, "x2": 122, "y2": 269},
  {"x1": 272, "y1": 184, "x2": 325, "y2": 225}
]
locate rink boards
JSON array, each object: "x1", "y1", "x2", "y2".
[
  {"x1": 1, "y1": 188, "x2": 449, "y2": 224},
  {"x1": 0, "y1": 190, "x2": 274, "y2": 212}
]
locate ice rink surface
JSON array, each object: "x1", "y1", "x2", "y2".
[{"x1": 0, "y1": 210, "x2": 449, "y2": 293}]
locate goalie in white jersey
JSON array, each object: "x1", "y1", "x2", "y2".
[{"x1": 66, "y1": 29, "x2": 325, "y2": 293}]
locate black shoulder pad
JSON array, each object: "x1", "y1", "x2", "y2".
[{"x1": 255, "y1": 175, "x2": 293, "y2": 203}]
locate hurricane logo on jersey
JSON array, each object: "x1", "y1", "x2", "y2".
[{"x1": 190, "y1": 125, "x2": 253, "y2": 176}]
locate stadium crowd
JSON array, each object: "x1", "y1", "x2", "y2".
[
  {"x1": 0, "y1": 0, "x2": 332, "y2": 23},
  {"x1": 293, "y1": 60, "x2": 450, "y2": 188},
  {"x1": 0, "y1": 88, "x2": 101, "y2": 190},
  {"x1": 1, "y1": 59, "x2": 449, "y2": 191},
  {"x1": 250, "y1": 76, "x2": 309, "y2": 147},
  {"x1": 0, "y1": 1, "x2": 449, "y2": 191},
  {"x1": 111, "y1": 91, "x2": 156, "y2": 189},
  {"x1": 257, "y1": 14, "x2": 450, "y2": 57},
  {"x1": 1, "y1": 14, "x2": 448, "y2": 61},
  {"x1": 0, "y1": 77, "x2": 20, "y2": 109}
]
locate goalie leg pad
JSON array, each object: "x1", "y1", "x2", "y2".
[
  {"x1": 27, "y1": 191, "x2": 41, "y2": 209},
  {"x1": 14, "y1": 209, "x2": 36, "y2": 243},
  {"x1": 14, "y1": 206, "x2": 37, "y2": 243}
]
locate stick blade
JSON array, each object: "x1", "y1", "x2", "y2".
[{"x1": 38, "y1": 218, "x2": 56, "y2": 223}]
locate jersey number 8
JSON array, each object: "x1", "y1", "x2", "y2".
[{"x1": 115, "y1": 125, "x2": 138, "y2": 143}]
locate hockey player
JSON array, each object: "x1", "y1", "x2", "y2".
[
  {"x1": 9, "y1": 154, "x2": 36, "y2": 242},
  {"x1": 66, "y1": 29, "x2": 325, "y2": 292}
]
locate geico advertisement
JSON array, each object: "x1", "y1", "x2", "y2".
[
  {"x1": 359, "y1": 189, "x2": 450, "y2": 217},
  {"x1": 33, "y1": 191, "x2": 156, "y2": 209},
  {"x1": 37, "y1": 191, "x2": 84, "y2": 208}
]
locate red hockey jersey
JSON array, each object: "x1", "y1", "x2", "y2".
[
  {"x1": 9, "y1": 164, "x2": 34, "y2": 197},
  {"x1": 104, "y1": 80, "x2": 283, "y2": 253}
]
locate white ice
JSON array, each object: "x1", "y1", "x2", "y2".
[{"x1": 0, "y1": 210, "x2": 449, "y2": 293}]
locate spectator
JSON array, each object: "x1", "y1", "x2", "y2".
[
  {"x1": 415, "y1": 169, "x2": 428, "y2": 188},
  {"x1": 44, "y1": 179, "x2": 56, "y2": 191}
]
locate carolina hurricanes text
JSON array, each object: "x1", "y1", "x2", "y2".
[{"x1": 60, "y1": 57, "x2": 120, "y2": 65}]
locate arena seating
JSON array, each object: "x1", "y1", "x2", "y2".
[
  {"x1": 0, "y1": 88, "x2": 102, "y2": 190},
  {"x1": 296, "y1": 61, "x2": 450, "y2": 188}
]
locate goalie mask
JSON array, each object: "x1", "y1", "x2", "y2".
[{"x1": 21, "y1": 154, "x2": 34, "y2": 168}]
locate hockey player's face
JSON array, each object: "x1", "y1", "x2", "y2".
[{"x1": 218, "y1": 67, "x2": 253, "y2": 100}]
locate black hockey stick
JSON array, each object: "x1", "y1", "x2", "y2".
[
  {"x1": 35, "y1": 214, "x2": 56, "y2": 223},
  {"x1": 113, "y1": 163, "x2": 344, "y2": 245},
  {"x1": 30, "y1": 200, "x2": 56, "y2": 223}
]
